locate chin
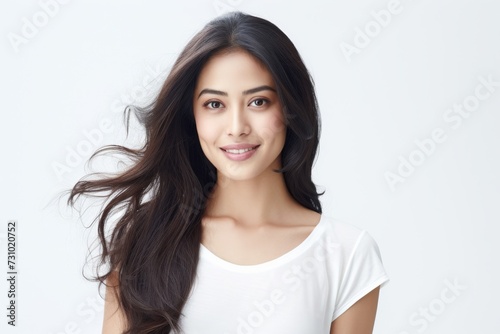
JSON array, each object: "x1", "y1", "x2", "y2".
[{"x1": 220, "y1": 164, "x2": 280, "y2": 183}]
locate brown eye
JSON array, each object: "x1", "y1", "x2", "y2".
[
  {"x1": 249, "y1": 99, "x2": 268, "y2": 107},
  {"x1": 205, "y1": 101, "x2": 223, "y2": 109}
]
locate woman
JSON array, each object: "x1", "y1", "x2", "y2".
[{"x1": 69, "y1": 11, "x2": 389, "y2": 334}]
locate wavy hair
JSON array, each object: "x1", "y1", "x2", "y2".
[{"x1": 68, "y1": 11, "x2": 323, "y2": 333}]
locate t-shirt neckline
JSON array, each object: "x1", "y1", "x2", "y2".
[{"x1": 199, "y1": 214, "x2": 326, "y2": 272}]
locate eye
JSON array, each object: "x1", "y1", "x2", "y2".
[
  {"x1": 249, "y1": 98, "x2": 268, "y2": 107},
  {"x1": 204, "y1": 101, "x2": 224, "y2": 109}
]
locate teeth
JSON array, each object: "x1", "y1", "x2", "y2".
[{"x1": 225, "y1": 147, "x2": 255, "y2": 154}]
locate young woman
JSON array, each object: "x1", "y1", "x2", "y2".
[{"x1": 69, "y1": 11, "x2": 389, "y2": 334}]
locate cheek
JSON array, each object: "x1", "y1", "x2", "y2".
[
  {"x1": 258, "y1": 112, "x2": 286, "y2": 143},
  {"x1": 195, "y1": 115, "x2": 218, "y2": 145}
]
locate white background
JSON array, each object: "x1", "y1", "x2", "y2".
[{"x1": 1, "y1": 0, "x2": 499, "y2": 333}]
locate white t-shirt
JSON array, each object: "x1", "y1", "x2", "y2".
[{"x1": 178, "y1": 215, "x2": 389, "y2": 334}]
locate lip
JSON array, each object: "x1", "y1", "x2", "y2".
[
  {"x1": 220, "y1": 143, "x2": 260, "y2": 150},
  {"x1": 220, "y1": 144, "x2": 260, "y2": 161}
]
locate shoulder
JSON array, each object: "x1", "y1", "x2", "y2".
[
  {"x1": 316, "y1": 216, "x2": 384, "y2": 266},
  {"x1": 320, "y1": 216, "x2": 370, "y2": 248},
  {"x1": 320, "y1": 217, "x2": 389, "y2": 323}
]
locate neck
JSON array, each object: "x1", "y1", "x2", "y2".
[{"x1": 204, "y1": 165, "x2": 297, "y2": 226}]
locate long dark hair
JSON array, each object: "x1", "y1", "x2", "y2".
[{"x1": 68, "y1": 11, "x2": 323, "y2": 333}]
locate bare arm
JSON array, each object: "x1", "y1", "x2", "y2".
[
  {"x1": 330, "y1": 286, "x2": 381, "y2": 334},
  {"x1": 102, "y1": 271, "x2": 127, "y2": 334}
]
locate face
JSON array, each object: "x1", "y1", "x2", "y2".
[{"x1": 193, "y1": 49, "x2": 286, "y2": 182}]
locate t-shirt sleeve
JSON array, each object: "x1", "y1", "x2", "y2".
[{"x1": 331, "y1": 230, "x2": 389, "y2": 322}]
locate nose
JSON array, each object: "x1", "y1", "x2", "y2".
[{"x1": 227, "y1": 105, "x2": 250, "y2": 137}]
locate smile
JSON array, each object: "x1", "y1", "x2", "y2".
[
  {"x1": 222, "y1": 147, "x2": 257, "y2": 154},
  {"x1": 220, "y1": 145, "x2": 260, "y2": 161}
]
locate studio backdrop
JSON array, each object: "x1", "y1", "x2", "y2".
[{"x1": 1, "y1": 0, "x2": 499, "y2": 333}]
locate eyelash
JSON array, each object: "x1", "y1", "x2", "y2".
[
  {"x1": 249, "y1": 98, "x2": 268, "y2": 107},
  {"x1": 204, "y1": 101, "x2": 223, "y2": 109},
  {"x1": 203, "y1": 98, "x2": 269, "y2": 110}
]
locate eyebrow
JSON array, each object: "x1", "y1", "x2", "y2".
[{"x1": 197, "y1": 85, "x2": 276, "y2": 99}]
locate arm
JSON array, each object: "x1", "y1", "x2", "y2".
[
  {"x1": 102, "y1": 271, "x2": 128, "y2": 334},
  {"x1": 330, "y1": 286, "x2": 380, "y2": 334}
]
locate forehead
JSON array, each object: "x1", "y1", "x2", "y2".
[{"x1": 195, "y1": 49, "x2": 275, "y2": 91}]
